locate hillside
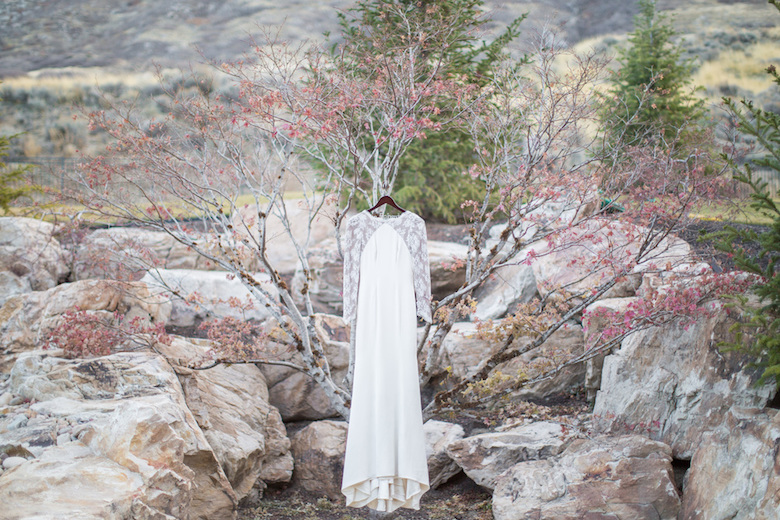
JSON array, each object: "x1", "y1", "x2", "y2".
[
  {"x1": 0, "y1": 0, "x2": 347, "y2": 75},
  {"x1": 0, "y1": 0, "x2": 778, "y2": 158},
  {"x1": 1, "y1": 0, "x2": 774, "y2": 75}
]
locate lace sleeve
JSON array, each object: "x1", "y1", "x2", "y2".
[
  {"x1": 410, "y1": 216, "x2": 433, "y2": 323},
  {"x1": 342, "y1": 215, "x2": 361, "y2": 323}
]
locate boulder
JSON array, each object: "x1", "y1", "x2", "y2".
[
  {"x1": 429, "y1": 321, "x2": 585, "y2": 401},
  {"x1": 491, "y1": 322, "x2": 586, "y2": 401},
  {"x1": 287, "y1": 237, "x2": 470, "y2": 318},
  {"x1": 423, "y1": 420, "x2": 465, "y2": 488},
  {"x1": 581, "y1": 297, "x2": 638, "y2": 401},
  {"x1": 140, "y1": 268, "x2": 278, "y2": 328},
  {"x1": 0, "y1": 279, "x2": 170, "y2": 373},
  {"x1": 2, "y1": 456, "x2": 27, "y2": 470},
  {"x1": 636, "y1": 262, "x2": 713, "y2": 299},
  {"x1": 0, "y1": 410, "x2": 58, "y2": 458},
  {"x1": 291, "y1": 238, "x2": 344, "y2": 316},
  {"x1": 681, "y1": 407, "x2": 780, "y2": 519},
  {"x1": 482, "y1": 195, "x2": 598, "y2": 260},
  {"x1": 258, "y1": 314, "x2": 349, "y2": 421},
  {"x1": 0, "y1": 443, "x2": 147, "y2": 519},
  {"x1": 473, "y1": 262, "x2": 538, "y2": 320},
  {"x1": 289, "y1": 420, "x2": 348, "y2": 500},
  {"x1": 0, "y1": 217, "x2": 69, "y2": 294},
  {"x1": 492, "y1": 435, "x2": 680, "y2": 520},
  {"x1": 1, "y1": 351, "x2": 237, "y2": 519},
  {"x1": 446, "y1": 421, "x2": 577, "y2": 492},
  {"x1": 156, "y1": 337, "x2": 293, "y2": 502},
  {"x1": 482, "y1": 197, "x2": 595, "y2": 263},
  {"x1": 73, "y1": 226, "x2": 240, "y2": 280},
  {"x1": 428, "y1": 240, "x2": 468, "y2": 300},
  {"x1": 529, "y1": 219, "x2": 690, "y2": 301},
  {"x1": 593, "y1": 302, "x2": 776, "y2": 458},
  {"x1": 483, "y1": 222, "x2": 520, "y2": 259},
  {"x1": 0, "y1": 271, "x2": 30, "y2": 308},
  {"x1": 232, "y1": 195, "x2": 339, "y2": 276},
  {"x1": 524, "y1": 196, "x2": 598, "y2": 230},
  {"x1": 433, "y1": 322, "x2": 498, "y2": 381}
]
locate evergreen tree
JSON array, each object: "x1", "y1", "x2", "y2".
[
  {"x1": 600, "y1": 0, "x2": 705, "y2": 153},
  {"x1": 0, "y1": 133, "x2": 32, "y2": 213},
  {"x1": 331, "y1": 0, "x2": 525, "y2": 223},
  {"x1": 707, "y1": 0, "x2": 780, "y2": 389}
]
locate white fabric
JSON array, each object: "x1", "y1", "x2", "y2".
[{"x1": 341, "y1": 210, "x2": 431, "y2": 512}]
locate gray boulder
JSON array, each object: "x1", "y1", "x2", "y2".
[
  {"x1": 446, "y1": 421, "x2": 577, "y2": 492},
  {"x1": 289, "y1": 420, "x2": 348, "y2": 500},
  {"x1": 0, "y1": 217, "x2": 69, "y2": 298},
  {"x1": 492, "y1": 435, "x2": 680, "y2": 520},
  {"x1": 681, "y1": 407, "x2": 780, "y2": 519},
  {"x1": 424, "y1": 419, "x2": 465, "y2": 488},
  {"x1": 593, "y1": 302, "x2": 775, "y2": 458}
]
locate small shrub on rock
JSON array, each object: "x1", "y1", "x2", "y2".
[{"x1": 46, "y1": 308, "x2": 170, "y2": 359}]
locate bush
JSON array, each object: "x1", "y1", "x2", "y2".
[
  {"x1": 0, "y1": 132, "x2": 33, "y2": 212},
  {"x1": 45, "y1": 308, "x2": 170, "y2": 359}
]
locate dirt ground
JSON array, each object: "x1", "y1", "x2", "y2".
[
  {"x1": 238, "y1": 472, "x2": 493, "y2": 520},
  {"x1": 238, "y1": 396, "x2": 590, "y2": 520}
]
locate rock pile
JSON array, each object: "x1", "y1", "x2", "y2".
[{"x1": 1, "y1": 212, "x2": 778, "y2": 519}]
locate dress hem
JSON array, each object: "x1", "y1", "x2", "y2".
[{"x1": 342, "y1": 476, "x2": 430, "y2": 512}]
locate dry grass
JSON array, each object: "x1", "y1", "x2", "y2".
[
  {"x1": 1, "y1": 65, "x2": 220, "y2": 97},
  {"x1": 694, "y1": 41, "x2": 778, "y2": 96},
  {"x1": 4, "y1": 68, "x2": 157, "y2": 92},
  {"x1": 670, "y1": 2, "x2": 778, "y2": 35},
  {"x1": 570, "y1": 1, "x2": 780, "y2": 103},
  {"x1": 6, "y1": 191, "x2": 308, "y2": 225},
  {"x1": 689, "y1": 199, "x2": 780, "y2": 226}
]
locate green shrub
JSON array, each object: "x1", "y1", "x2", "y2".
[
  {"x1": 0, "y1": 133, "x2": 33, "y2": 213},
  {"x1": 707, "y1": 1, "x2": 780, "y2": 388},
  {"x1": 598, "y1": 0, "x2": 706, "y2": 158}
]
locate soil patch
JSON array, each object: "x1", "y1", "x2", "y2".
[
  {"x1": 677, "y1": 219, "x2": 771, "y2": 272},
  {"x1": 238, "y1": 472, "x2": 491, "y2": 520}
]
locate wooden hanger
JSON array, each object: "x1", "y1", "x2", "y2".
[{"x1": 368, "y1": 195, "x2": 406, "y2": 214}]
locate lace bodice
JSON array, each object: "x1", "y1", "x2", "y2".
[{"x1": 343, "y1": 210, "x2": 432, "y2": 324}]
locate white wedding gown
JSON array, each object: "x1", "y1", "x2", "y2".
[{"x1": 341, "y1": 210, "x2": 432, "y2": 512}]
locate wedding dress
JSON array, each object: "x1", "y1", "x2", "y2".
[{"x1": 341, "y1": 209, "x2": 432, "y2": 512}]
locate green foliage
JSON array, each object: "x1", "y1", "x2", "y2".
[
  {"x1": 0, "y1": 132, "x2": 32, "y2": 213},
  {"x1": 331, "y1": 0, "x2": 526, "y2": 223},
  {"x1": 599, "y1": 0, "x2": 705, "y2": 154},
  {"x1": 707, "y1": 2, "x2": 780, "y2": 388}
]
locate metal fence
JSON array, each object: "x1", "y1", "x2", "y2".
[
  {"x1": 3, "y1": 155, "x2": 170, "y2": 201},
  {"x1": 4, "y1": 154, "x2": 780, "y2": 205},
  {"x1": 4, "y1": 156, "x2": 83, "y2": 195}
]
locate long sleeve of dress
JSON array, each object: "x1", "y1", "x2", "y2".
[
  {"x1": 342, "y1": 216, "x2": 360, "y2": 323},
  {"x1": 409, "y1": 217, "x2": 432, "y2": 324}
]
